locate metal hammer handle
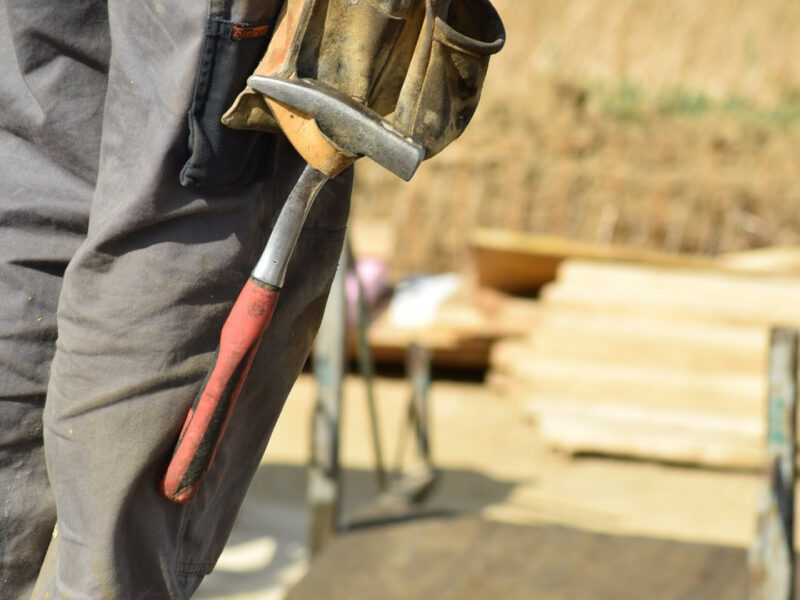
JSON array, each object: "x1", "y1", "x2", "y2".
[{"x1": 161, "y1": 165, "x2": 327, "y2": 504}]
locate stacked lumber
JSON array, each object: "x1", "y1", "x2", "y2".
[{"x1": 491, "y1": 258, "x2": 800, "y2": 468}]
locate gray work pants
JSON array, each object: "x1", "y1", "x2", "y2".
[{"x1": 0, "y1": 1, "x2": 350, "y2": 598}]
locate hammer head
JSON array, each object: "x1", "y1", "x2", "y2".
[{"x1": 248, "y1": 75, "x2": 425, "y2": 181}]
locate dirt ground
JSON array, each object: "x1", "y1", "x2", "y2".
[
  {"x1": 286, "y1": 518, "x2": 747, "y2": 600},
  {"x1": 194, "y1": 373, "x2": 762, "y2": 599}
]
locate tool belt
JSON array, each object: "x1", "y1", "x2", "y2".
[{"x1": 222, "y1": 0, "x2": 505, "y2": 160}]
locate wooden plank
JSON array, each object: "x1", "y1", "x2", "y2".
[
  {"x1": 719, "y1": 246, "x2": 800, "y2": 274},
  {"x1": 542, "y1": 283, "x2": 800, "y2": 328},
  {"x1": 471, "y1": 230, "x2": 800, "y2": 296},
  {"x1": 492, "y1": 356, "x2": 764, "y2": 417},
  {"x1": 471, "y1": 228, "x2": 714, "y2": 294},
  {"x1": 357, "y1": 331, "x2": 492, "y2": 370},
  {"x1": 543, "y1": 260, "x2": 800, "y2": 326},
  {"x1": 492, "y1": 321, "x2": 766, "y2": 375},
  {"x1": 354, "y1": 289, "x2": 538, "y2": 369},
  {"x1": 555, "y1": 262, "x2": 800, "y2": 309},
  {"x1": 528, "y1": 399, "x2": 764, "y2": 469}
]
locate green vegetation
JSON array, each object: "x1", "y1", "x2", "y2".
[
  {"x1": 656, "y1": 89, "x2": 710, "y2": 116},
  {"x1": 595, "y1": 80, "x2": 645, "y2": 121},
  {"x1": 591, "y1": 80, "x2": 800, "y2": 129},
  {"x1": 720, "y1": 90, "x2": 800, "y2": 128}
]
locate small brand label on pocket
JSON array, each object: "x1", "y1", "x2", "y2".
[{"x1": 231, "y1": 23, "x2": 270, "y2": 41}]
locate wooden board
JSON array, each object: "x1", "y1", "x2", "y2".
[
  {"x1": 718, "y1": 246, "x2": 800, "y2": 274},
  {"x1": 471, "y1": 229, "x2": 800, "y2": 296},
  {"x1": 491, "y1": 355, "x2": 764, "y2": 417},
  {"x1": 355, "y1": 288, "x2": 538, "y2": 370},
  {"x1": 471, "y1": 228, "x2": 715, "y2": 294},
  {"x1": 494, "y1": 334, "x2": 766, "y2": 381},
  {"x1": 544, "y1": 260, "x2": 800, "y2": 326},
  {"x1": 528, "y1": 399, "x2": 764, "y2": 469},
  {"x1": 287, "y1": 517, "x2": 748, "y2": 600},
  {"x1": 357, "y1": 334, "x2": 493, "y2": 370}
]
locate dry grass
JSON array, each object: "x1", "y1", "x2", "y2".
[
  {"x1": 351, "y1": 0, "x2": 800, "y2": 277},
  {"x1": 516, "y1": 0, "x2": 800, "y2": 105}
]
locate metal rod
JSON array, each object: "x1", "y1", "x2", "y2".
[
  {"x1": 308, "y1": 245, "x2": 347, "y2": 557},
  {"x1": 346, "y1": 237, "x2": 387, "y2": 491},
  {"x1": 750, "y1": 327, "x2": 798, "y2": 600},
  {"x1": 408, "y1": 343, "x2": 433, "y2": 465},
  {"x1": 392, "y1": 343, "x2": 433, "y2": 474}
]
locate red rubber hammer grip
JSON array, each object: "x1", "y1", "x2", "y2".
[{"x1": 161, "y1": 278, "x2": 279, "y2": 504}]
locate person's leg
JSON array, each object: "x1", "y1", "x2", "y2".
[
  {"x1": 32, "y1": 0, "x2": 351, "y2": 598},
  {"x1": 0, "y1": 1, "x2": 110, "y2": 597}
]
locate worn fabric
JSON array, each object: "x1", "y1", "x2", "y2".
[{"x1": 0, "y1": 0, "x2": 350, "y2": 598}]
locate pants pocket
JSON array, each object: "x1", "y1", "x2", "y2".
[{"x1": 180, "y1": 16, "x2": 276, "y2": 187}]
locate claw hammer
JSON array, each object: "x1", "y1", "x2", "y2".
[{"x1": 160, "y1": 13, "x2": 425, "y2": 502}]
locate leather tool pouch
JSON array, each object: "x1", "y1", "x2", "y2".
[
  {"x1": 307, "y1": 0, "x2": 426, "y2": 116},
  {"x1": 222, "y1": 0, "x2": 427, "y2": 133},
  {"x1": 222, "y1": 0, "x2": 504, "y2": 160},
  {"x1": 394, "y1": 0, "x2": 505, "y2": 158}
]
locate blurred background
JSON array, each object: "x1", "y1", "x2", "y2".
[{"x1": 198, "y1": 1, "x2": 800, "y2": 598}]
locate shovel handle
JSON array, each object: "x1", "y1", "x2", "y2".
[{"x1": 161, "y1": 277, "x2": 280, "y2": 504}]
